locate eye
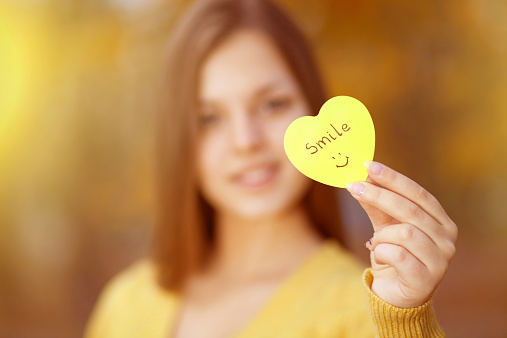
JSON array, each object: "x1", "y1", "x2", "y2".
[
  {"x1": 199, "y1": 110, "x2": 222, "y2": 128},
  {"x1": 259, "y1": 96, "x2": 291, "y2": 115}
]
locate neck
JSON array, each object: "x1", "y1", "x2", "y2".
[{"x1": 207, "y1": 205, "x2": 324, "y2": 280}]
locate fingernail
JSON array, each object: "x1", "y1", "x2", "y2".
[
  {"x1": 346, "y1": 182, "x2": 364, "y2": 196},
  {"x1": 365, "y1": 237, "x2": 373, "y2": 250},
  {"x1": 364, "y1": 161, "x2": 383, "y2": 176}
]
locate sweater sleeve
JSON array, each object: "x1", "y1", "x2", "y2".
[{"x1": 362, "y1": 269, "x2": 445, "y2": 337}]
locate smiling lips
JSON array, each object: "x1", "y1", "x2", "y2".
[{"x1": 233, "y1": 164, "x2": 278, "y2": 189}]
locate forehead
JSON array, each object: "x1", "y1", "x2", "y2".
[{"x1": 199, "y1": 29, "x2": 298, "y2": 102}]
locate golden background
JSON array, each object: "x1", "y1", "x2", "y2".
[{"x1": 1, "y1": 0, "x2": 506, "y2": 336}]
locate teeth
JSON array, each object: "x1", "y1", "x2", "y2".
[{"x1": 240, "y1": 168, "x2": 271, "y2": 185}]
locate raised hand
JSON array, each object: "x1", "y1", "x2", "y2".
[{"x1": 346, "y1": 161, "x2": 458, "y2": 308}]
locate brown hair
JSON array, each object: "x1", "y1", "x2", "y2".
[{"x1": 153, "y1": 0, "x2": 344, "y2": 291}]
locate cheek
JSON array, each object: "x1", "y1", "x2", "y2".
[
  {"x1": 197, "y1": 134, "x2": 226, "y2": 184},
  {"x1": 268, "y1": 103, "x2": 310, "y2": 149}
]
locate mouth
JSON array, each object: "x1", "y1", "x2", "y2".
[{"x1": 232, "y1": 163, "x2": 278, "y2": 189}]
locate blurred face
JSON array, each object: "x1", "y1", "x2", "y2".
[{"x1": 196, "y1": 29, "x2": 312, "y2": 219}]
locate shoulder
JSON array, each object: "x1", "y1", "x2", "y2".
[
  {"x1": 84, "y1": 258, "x2": 175, "y2": 338},
  {"x1": 98, "y1": 259, "x2": 157, "y2": 303}
]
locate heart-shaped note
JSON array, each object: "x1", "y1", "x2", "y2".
[{"x1": 284, "y1": 96, "x2": 375, "y2": 188}]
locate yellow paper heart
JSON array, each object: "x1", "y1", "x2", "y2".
[{"x1": 284, "y1": 96, "x2": 375, "y2": 188}]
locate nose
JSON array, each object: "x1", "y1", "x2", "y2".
[{"x1": 230, "y1": 114, "x2": 263, "y2": 153}]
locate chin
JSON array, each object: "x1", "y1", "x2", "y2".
[
  {"x1": 233, "y1": 198, "x2": 291, "y2": 219},
  {"x1": 227, "y1": 177, "x2": 311, "y2": 220}
]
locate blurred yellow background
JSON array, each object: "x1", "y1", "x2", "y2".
[{"x1": 1, "y1": 0, "x2": 506, "y2": 337}]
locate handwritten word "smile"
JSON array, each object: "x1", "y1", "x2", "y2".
[{"x1": 305, "y1": 123, "x2": 350, "y2": 154}]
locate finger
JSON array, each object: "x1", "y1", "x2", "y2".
[
  {"x1": 365, "y1": 176, "x2": 378, "y2": 186},
  {"x1": 347, "y1": 181, "x2": 444, "y2": 244},
  {"x1": 356, "y1": 176, "x2": 396, "y2": 227},
  {"x1": 369, "y1": 223, "x2": 444, "y2": 270},
  {"x1": 372, "y1": 243, "x2": 429, "y2": 290},
  {"x1": 357, "y1": 199, "x2": 396, "y2": 230},
  {"x1": 364, "y1": 161, "x2": 451, "y2": 227}
]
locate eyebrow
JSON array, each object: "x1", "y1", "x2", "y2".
[
  {"x1": 251, "y1": 77, "x2": 295, "y2": 99},
  {"x1": 198, "y1": 77, "x2": 296, "y2": 108}
]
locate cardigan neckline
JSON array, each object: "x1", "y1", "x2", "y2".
[{"x1": 153, "y1": 238, "x2": 342, "y2": 337}]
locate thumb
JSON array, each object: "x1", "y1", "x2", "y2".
[{"x1": 350, "y1": 176, "x2": 395, "y2": 230}]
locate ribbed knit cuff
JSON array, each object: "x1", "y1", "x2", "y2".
[{"x1": 362, "y1": 269, "x2": 445, "y2": 337}]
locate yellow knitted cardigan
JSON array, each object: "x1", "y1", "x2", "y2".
[{"x1": 85, "y1": 239, "x2": 445, "y2": 337}]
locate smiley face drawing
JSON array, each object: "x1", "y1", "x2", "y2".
[{"x1": 332, "y1": 153, "x2": 349, "y2": 168}]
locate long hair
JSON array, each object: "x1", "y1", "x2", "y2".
[{"x1": 153, "y1": 0, "x2": 344, "y2": 291}]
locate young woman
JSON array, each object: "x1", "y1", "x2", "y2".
[{"x1": 85, "y1": 0, "x2": 457, "y2": 337}]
